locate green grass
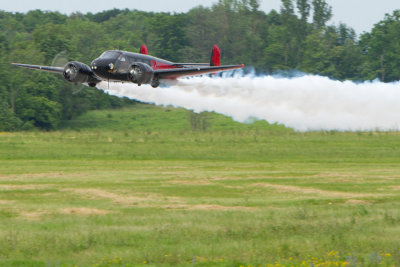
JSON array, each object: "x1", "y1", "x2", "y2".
[{"x1": 1, "y1": 104, "x2": 400, "y2": 266}]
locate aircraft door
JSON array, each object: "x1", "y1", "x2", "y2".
[{"x1": 115, "y1": 54, "x2": 130, "y2": 73}]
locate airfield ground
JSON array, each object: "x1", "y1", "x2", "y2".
[{"x1": 1, "y1": 104, "x2": 400, "y2": 266}]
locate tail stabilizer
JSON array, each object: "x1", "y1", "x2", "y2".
[
  {"x1": 210, "y1": 45, "x2": 220, "y2": 66},
  {"x1": 140, "y1": 44, "x2": 148, "y2": 55}
]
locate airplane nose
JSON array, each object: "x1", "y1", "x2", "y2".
[
  {"x1": 90, "y1": 60, "x2": 98, "y2": 70},
  {"x1": 90, "y1": 58, "x2": 116, "y2": 77}
]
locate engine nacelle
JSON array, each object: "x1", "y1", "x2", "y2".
[
  {"x1": 128, "y1": 62, "x2": 154, "y2": 85},
  {"x1": 63, "y1": 61, "x2": 97, "y2": 85}
]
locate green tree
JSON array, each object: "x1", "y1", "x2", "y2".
[
  {"x1": 359, "y1": 10, "x2": 400, "y2": 81},
  {"x1": 0, "y1": 101, "x2": 22, "y2": 131},
  {"x1": 22, "y1": 10, "x2": 67, "y2": 32},
  {"x1": 32, "y1": 23, "x2": 71, "y2": 64},
  {"x1": 264, "y1": 26, "x2": 291, "y2": 72},
  {"x1": 148, "y1": 13, "x2": 189, "y2": 62},
  {"x1": 300, "y1": 30, "x2": 334, "y2": 75},
  {"x1": 278, "y1": 0, "x2": 297, "y2": 67},
  {"x1": 86, "y1": 8, "x2": 127, "y2": 23},
  {"x1": 297, "y1": 0, "x2": 311, "y2": 23},
  {"x1": 249, "y1": 0, "x2": 260, "y2": 12},
  {"x1": 312, "y1": 0, "x2": 332, "y2": 30},
  {"x1": 15, "y1": 95, "x2": 61, "y2": 130}
]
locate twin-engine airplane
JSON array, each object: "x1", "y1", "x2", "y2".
[{"x1": 12, "y1": 45, "x2": 244, "y2": 88}]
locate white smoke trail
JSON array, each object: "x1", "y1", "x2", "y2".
[{"x1": 97, "y1": 74, "x2": 400, "y2": 132}]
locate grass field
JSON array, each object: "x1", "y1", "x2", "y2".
[{"x1": 1, "y1": 104, "x2": 400, "y2": 266}]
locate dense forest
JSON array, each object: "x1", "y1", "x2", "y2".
[{"x1": 1, "y1": 0, "x2": 400, "y2": 131}]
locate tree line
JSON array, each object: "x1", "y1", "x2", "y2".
[{"x1": 1, "y1": 0, "x2": 400, "y2": 131}]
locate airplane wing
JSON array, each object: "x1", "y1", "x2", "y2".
[
  {"x1": 155, "y1": 64, "x2": 244, "y2": 79},
  {"x1": 11, "y1": 63, "x2": 64, "y2": 74},
  {"x1": 172, "y1": 63, "x2": 210, "y2": 67},
  {"x1": 12, "y1": 62, "x2": 102, "y2": 87}
]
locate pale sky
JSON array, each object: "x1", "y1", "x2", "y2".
[{"x1": 1, "y1": 0, "x2": 399, "y2": 34}]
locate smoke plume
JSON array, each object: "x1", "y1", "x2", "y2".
[{"x1": 98, "y1": 74, "x2": 400, "y2": 132}]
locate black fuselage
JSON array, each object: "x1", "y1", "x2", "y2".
[{"x1": 90, "y1": 50, "x2": 177, "y2": 82}]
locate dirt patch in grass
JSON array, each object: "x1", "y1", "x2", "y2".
[
  {"x1": 0, "y1": 200, "x2": 14, "y2": 204},
  {"x1": 60, "y1": 207, "x2": 110, "y2": 216},
  {"x1": 211, "y1": 176, "x2": 278, "y2": 181},
  {"x1": 63, "y1": 188, "x2": 145, "y2": 205},
  {"x1": 18, "y1": 207, "x2": 109, "y2": 220},
  {"x1": 0, "y1": 184, "x2": 53, "y2": 190},
  {"x1": 312, "y1": 172, "x2": 361, "y2": 178},
  {"x1": 159, "y1": 166, "x2": 188, "y2": 169},
  {"x1": 168, "y1": 180, "x2": 213, "y2": 185},
  {"x1": 18, "y1": 210, "x2": 48, "y2": 221},
  {"x1": 252, "y1": 183, "x2": 371, "y2": 198},
  {"x1": 63, "y1": 188, "x2": 251, "y2": 211},
  {"x1": 163, "y1": 204, "x2": 254, "y2": 211},
  {"x1": 63, "y1": 188, "x2": 182, "y2": 206},
  {"x1": 18, "y1": 172, "x2": 68, "y2": 178},
  {"x1": 0, "y1": 172, "x2": 83, "y2": 181},
  {"x1": 314, "y1": 172, "x2": 400, "y2": 180}
]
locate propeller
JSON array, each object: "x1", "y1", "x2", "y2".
[
  {"x1": 51, "y1": 51, "x2": 85, "y2": 94},
  {"x1": 63, "y1": 64, "x2": 78, "y2": 80},
  {"x1": 130, "y1": 65, "x2": 143, "y2": 82},
  {"x1": 51, "y1": 50, "x2": 69, "y2": 68}
]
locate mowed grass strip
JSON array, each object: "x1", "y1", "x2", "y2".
[{"x1": 1, "y1": 105, "x2": 400, "y2": 266}]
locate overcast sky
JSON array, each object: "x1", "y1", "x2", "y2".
[{"x1": 1, "y1": 0, "x2": 399, "y2": 34}]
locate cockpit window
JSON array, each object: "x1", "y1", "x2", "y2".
[
  {"x1": 99, "y1": 51, "x2": 121, "y2": 59},
  {"x1": 118, "y1": 55, "x2": 127, "y2": 62}
]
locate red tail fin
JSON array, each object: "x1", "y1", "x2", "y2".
[
  {"x1": 210, "y1": 45, "x2": 220, "y2": 66},
  {"x1": 140, "y1": 44, "x2": 148, "y2": 55}
]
